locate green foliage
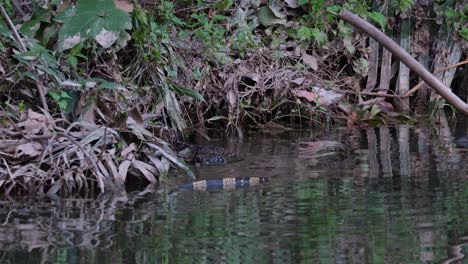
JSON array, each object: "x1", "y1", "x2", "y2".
[
  {"x1": 352, "y1": 58, "x2": 369, "y2": 77},
  {"x1": 444, "y1": 6, "x2": 468, "y2": 40},
  {"x1": 158, "y1": 1, "x2": 186, "y2": 26},
  {"x1": 0, "y1": 18, "x2": 9, "y2": 36},
  {"x1": 170, "y1": 83, "x2": 205, "y2": 103},
  {"x1": 55, "y1": 0, "x2": 132, "y2": 50},
  {"x1": 368, "y1": 11, "x2": 386, "y2": 30},
  {"x1": 49, "y1": 90, "x2": 72, "y2": 110},
  {"x1": 257, "y1": 5, "x2": 287, "y2": 27},
  {"x1": 297, "y1": 26, "x2": 327, "y2": 46},
  {"x1": 460, "y1": 27, "x2": 468, "y2": 40},
  {"x1": 397, "y1": 0, "x2": 414, "y2": 12},
  {"x1": 190, "y1": 12, "x2": 227, "y2": 49},
  {"x1": 19, "y1": 9, "x2": 52, "y2": 37},
  {"x1": 66, "y1": 42, "x2": 87, "y2": 69},
  {"x1": 1, "y1": 0, "x2": 14, "y2": 17},
  {"x1": 0, "y1": 16, "x2": 11, "y2": 50}
]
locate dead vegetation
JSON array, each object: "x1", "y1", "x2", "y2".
[
  {"x1": 0, "y1": 0, "x2": 466, "y2": 196},
  {"x1": 0, "y1": 106, "x2": 195, "y2": 196},
  {"x1": 174, "y1": 49, "x2": 355, "y2": 131}
]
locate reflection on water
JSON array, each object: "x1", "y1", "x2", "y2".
[{"x1": 0, "y1": 124, "x2": 467, "y2": 264}]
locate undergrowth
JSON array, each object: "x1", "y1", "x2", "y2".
[{"x1": 0, "y1": 0, "x2": 466, "y2": 195}]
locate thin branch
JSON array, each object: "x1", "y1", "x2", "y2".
[
  {"x1": 11, "y1": 0, "x2": 25, "y2": 18},
  {"x1": 0, "y1": 3, "x2": 26, "y2": 52},
  {"x1": 404, "y1": 59, "x2": 468, "y2": 98}
]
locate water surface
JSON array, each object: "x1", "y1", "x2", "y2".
[{"x1": 0, "y1": 126, "x2": 467, "y2": 263}]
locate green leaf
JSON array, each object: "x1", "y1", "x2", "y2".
[
  {"x1": 60, "y1": 90, "x2": 72, "y2": 99},
  {"x1": 460, "y1": 27, "x2": 468, "y2": 40},
  {"x1": 368, "y1": 12, "x2": 386, "y2": 30},
  {"x1": 21, "y1": 72, "x2": 39, "y2": 81},
  {"x1": 58, "y1": 100, "x2": 68, "y2": 110},
  {"x1": 67, "y1": 56, "x2": 78, "y2": 68},
  {"x1": 297, "y1": 26, "x2": 313, "y2": 41},
  {"x1": 0, "y1": 17, "x2": 12, "y2": 37},
  {"x1": 55, "y1": 0, "x2": 132, "y2": 50},
  {"x1": 14, "y1": 50, "x2": 38, "y2": 61},
  {"x1": 49, "y1": 91, "x2": 60, "y2": 100},
  {"x1": 369, "y1": 105, "x2": 381, "y2": 119},
  {"x1": 311, "y1": 28, "x2": 327, "y2": 46},
  {"x1": 170, "y1": 83, "x2": 206, "y2": 102},
  {"x1": 36, "y1": 65, "x2": 64, "y2": 83},
  {"x1": 97, "y1": 81, "x2": 121, "y2": 89},
  {"x1": 19, "y1": 9, "x2": 51, "y2": 37},
  {"x1": 398, "y1": 0, "x2": 414, "y2": 12},
  {"x1": 41, "y1": 23, "x2": 60, "y2": 46},
  {"x1": 326, "y1": 5, "x2": 341, "y2": 14},
  {"x1": 207, "y1": 115, "x2": 229, "y2": 122},
  {"x1": 352, "y1": 58, "x2": 369, "y2": 77},
  {"x1": 257, "y1": 6, "x2": 287, "y2": 27},
  {"x1": 70, "y1": 42, "x2": 83, "y2": 55}
]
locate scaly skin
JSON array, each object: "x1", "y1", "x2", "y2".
[
  {"x1": 179, "y1": 177, "x2": 269, "y2": 191},
  {"x1": 175, "y1": 142, "x2": 242, "y2": 165}
]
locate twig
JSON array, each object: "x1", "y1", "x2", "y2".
[
  {"x1": 0, "y1": 3, "x2": 26, "y2": 51},
  {"x1": 348, "y1": 60, "x2": 468, "y2": 100},
  {"x1": 360, "y1": 92, "x2": 403, "y2": 98},
  {"x1": 35, "y1": 134, "x2": 57, "y2": 178},
  {"x1": 11, "y1": 0, "x2": 25, "y2": 17},
  {"x1": 0, "y1": 105, "x2": 24, "y2": 137},
  {"x1": 403, "y1": 58, "x2": 468, "y2": 98},
  {"x1": 34, "y1": 80, "x2": 50, "y2": 114}
]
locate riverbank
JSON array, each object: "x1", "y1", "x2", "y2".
[{"x1": 0, "y1": 0, "x2": 466, "y2": 196}]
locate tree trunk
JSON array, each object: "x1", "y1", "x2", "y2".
[{"x1": 396, "y1": 19, "x2": 411, "y2": 113}]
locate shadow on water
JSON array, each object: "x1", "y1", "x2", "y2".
[{"x1": 0, "y1": 119, "x2": 468, "y2": 263}]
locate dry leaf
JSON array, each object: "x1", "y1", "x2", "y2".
[
  {"x1": 14, "y1": 142, "x2": 43, "y2": 158},
  {"x1": 97, "y1": 161, "x2": 111, "y2": 180},
  {"x1": 296, "y1": 90, "x2": 318, "y2": 102},
  {"x1": 17, "y1": 109, "x2": 52, "y2": 135},
  {"x1": 118, "y1": 160, "x2": 131, "y2": 184},
  {"x1": 121, "y1": 143, "x2": 136, "y2": 157},
  {"x1": 132, "y1": 160, "x2": 157, "y2": 183},
  {"x1": 301, "y1": 53, "x2": 318, "y2": 71},
  {"x1": 104, "y1": 154, "x2": 119, "y2": 184},
  {"x1": 291, "y1": 77, "x2": 305, "y2": 85},
  {"x1": 79, "y1": 98, "x2": 96, "y2": 125},
  {"x1": 113, "y1": 0, "x2": 134, "y2": 12},
  {"x1": 128, "y1": 107, "x2": 145, "y2": 128}
]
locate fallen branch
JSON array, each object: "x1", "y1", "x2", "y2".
[
  {"x1": 336, "y1": 9, "x2": 468, "y2": 115},
  {"x1": 360, "y1": 92, "x2": 403, "y2": 98}
]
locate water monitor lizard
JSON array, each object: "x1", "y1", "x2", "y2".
[
  {"x1": 175, "y1": 142, "x2": 242, "y2": 165},
  {"x1": 179, "y1": 177, "x2": 270, "y2": 191}
]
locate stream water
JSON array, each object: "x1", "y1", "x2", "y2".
[{"x1": 0, "y1": 125, "x2": 467, "y2": 264}]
